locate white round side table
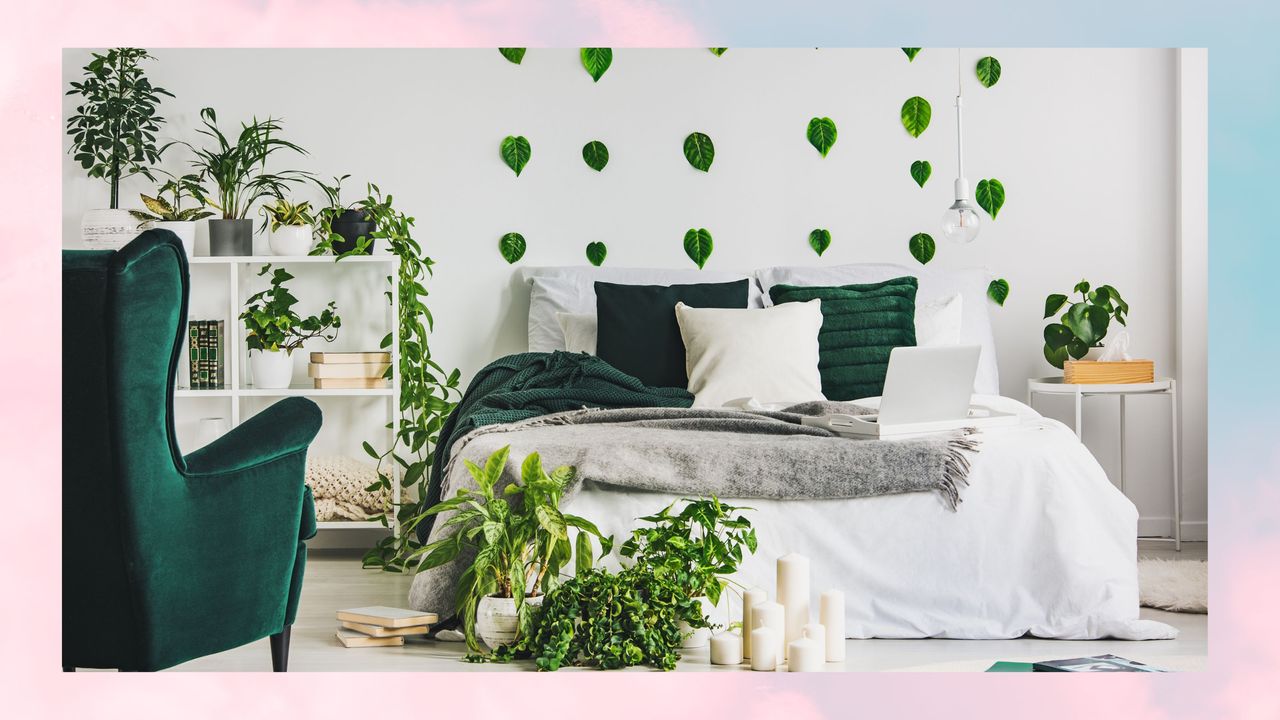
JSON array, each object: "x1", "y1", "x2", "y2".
[{"x1": 1026, "y1": 376, "x2": 1181, "y2": 551}]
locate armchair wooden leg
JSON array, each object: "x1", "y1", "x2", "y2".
[{"x1": 270, "y1": 626, "x2": 291, "y2": 672}]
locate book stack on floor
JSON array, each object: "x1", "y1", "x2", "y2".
[
  {"x1": 309, "y1": 351, "x2": 391, "y2": 390},
  {"x1": 335, "y1": 606, "x2": 438, "y2": 648},
  {"x1": 188, "y1": 319, "x2": 225, "y2": 389}
]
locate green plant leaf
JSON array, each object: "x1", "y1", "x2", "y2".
[
  {"x1": 901, "y1": 97, "x2": 932, "y2": 138},
  {"x1": 500, "y1": 135, "x2": 531, "y2": 177},
  {"x1": 1044, "y1": 293, "x2": 1069, "y2": 319},
  {"x1": 975, "y1": 178, "x2": 1005, "y2": 219},
  {"x1": 976, "y1": 56, "x2": 1002, "y2": 88},
  {"x1": 908, "y1": 232, "x2": 935, "y2": 265},
  {"x1": 1044, "y1": 343, "x2": 1069, "y2": 369},
  {"x1": 910, "y1": 160, "x2": 932, "y2": 188},
  {"x1": 683, "y1": 132, "x2": 715, "y2": 172},
  {"x1": 580, "y1": 48, "x2": 612, "y2": 82},
  {"x1": 582, "y1": 140, "x2": 609, "y2": 171},
  {"x1": 1067, "y1": 337, "x2": 1091, "y2": 360},
  {"x1": 575, "y1": 532, "x2": 594, "y2": 576},
  {"x1": 902, "y1": 48, "x2": 921, "y2": 61},
  {"x1": 806, "y1": 117, "x2": 838, "y2": 157},
  {"x1": 499, "y1": 232, "x2": 526, "y2": 264},
  {"x1": 683, "y1": 228, "x2": 713, "y2": 269},
  {"x1": 498, "y1": 48, "x2": 526, "y2": 64},
  {"x1": 709, "y1": 48, "x2": 728, "y2": 56},
  {"x1": 1044, "y1": 322, "x2": 1074, "y2": 350},
  {"x1": 585, "y1": 241, "x2": 607, "y2": 267},
  {"x1": 988, "y1": 278, "x2": 1009, "y2": 306},
  {"x1": 1074, "y1": 279, "x2": 1091, "y2": 295},
  {"x1": 1062, "y1": 303, "x2": 1110, "y2": 346},
  {"x1": 808, "y1": 228, "x2": 831, "y2": 257}
]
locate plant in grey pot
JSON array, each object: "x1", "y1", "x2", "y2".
[
  {"x1": 240, "y1": 264, "x2": 341, "y2": 389},
  {"x1": 311, "y1": 174, "x2": 375, "y2": 255},
  {"x1": 128, "y1": 173, "x2": 214, "y2": 257},
  {"x1": 181, "y1": 107, "x2": 308, "y2": 257}
]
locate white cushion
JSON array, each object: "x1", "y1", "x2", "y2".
[
  {"x1": 675, "y1": 300, "x2": 826, "y2": 409},
  {"x1": 755, "y1": 263, "x2": 999, "y2": 394},
  {"x1": 556, "y1": 312, "x2": 597, "y2": 354},
  {"x1": 915, "y1": 293, "x2": 964, "y2": 347}
]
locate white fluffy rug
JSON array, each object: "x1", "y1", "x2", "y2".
[{"x1": 1138, "y1": 558, "x2": 1207, "y2": 613}]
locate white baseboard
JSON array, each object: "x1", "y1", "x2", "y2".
[{"x1": 1138, "y1": 517, "x2": 1207, "y2": 542}]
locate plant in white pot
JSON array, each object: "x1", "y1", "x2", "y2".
[
  {"x1": 260, "y1": 197, "x2": 316, "y2": 256},
  {"x1": 240, "y1": 264, "x2": 341, "y2": 389},
  {"x1": 410, "y1": 446, "x2": 612, "y2": 653},
  {"x1": 1042, "y1": 280, "x2": 1130, "y2": 369},
  {"x1": 127, "y1": 173, "x2": 214, "y2": 257}
]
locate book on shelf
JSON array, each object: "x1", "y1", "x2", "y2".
[
  {"x1": 314, "y1": 377, "x2": 391, "y2": 390},
  {"x1": 307, "y1": 362, "x2": 392, "y2": 379},
  {"x1": 340, "y1": 620, "x2": 431, "y2": 638},
  {"x1": 186, "y1": 319, "x2": 226, "y2": 390},
  {"x1": 311, "y1": 351, "x2": 391, "y2": 364},
  {"x1": 335, "y1": 629, "x2": 405, "y2": 648},
  {"x1": 335, "y1": 606, "x2": 438, "y2": 629}
]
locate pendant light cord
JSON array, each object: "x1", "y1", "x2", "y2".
[{"x1": 955, "y1": 48, "x2": 965, "y2": 181}]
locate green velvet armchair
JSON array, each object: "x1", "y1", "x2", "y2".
[{"x1": 63, "y1": 230, "x2": 321, "y2": 672}]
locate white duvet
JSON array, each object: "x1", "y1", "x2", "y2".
[{"x1": 566, "y1": 395, "x2": 1176, "y2": 641}]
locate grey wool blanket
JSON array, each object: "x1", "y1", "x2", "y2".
[{"x1": 407, "y1": 401, "x2": 980, "y2": 616}]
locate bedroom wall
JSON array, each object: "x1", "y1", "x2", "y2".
[{"x1": 61, "y1": 48, "x2": 1205, "y2": 538}]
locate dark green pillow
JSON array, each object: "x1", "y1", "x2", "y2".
[
  {"x1": 768, "y1": 277, "x2": 917, "y2": 400},
  {"x1": 595, "y1": 279, "x2": 749, "y2": 388}
]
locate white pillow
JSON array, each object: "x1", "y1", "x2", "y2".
[
  {"x1": 675, "y1": 300, "x2": 826, "y2": 409},
  {"x1": 915, "y1": 293, "x2": 963, "y2": 347},
  {"x1": 556, "y1": 312, "x2": 597, "y2": 354}
]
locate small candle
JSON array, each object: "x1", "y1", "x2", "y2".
[
  {"x1": 741, "y1": 587, "x2": 767, "y2": 659},
  {"x1": 786, "y1": 626, "x2": 823, "y2": 672},
  {"x1": 776, "y1": 553, "x2": 810, "y2": 658},
  {"x1": 803, "y1": 622, "x2": 826, "y2": 663},
  {"x1": 819, "y1": 590, "x2": 845, "y2": 662},
  {"x1": 710, "y1": 631, "x2": 743, "y2": 665},
  {"x1": 753, "y1": 601, "x2": 786, "y2": 664},
  {"x1": 749, "y1": 618, "x2": 777, "y2": 671}
]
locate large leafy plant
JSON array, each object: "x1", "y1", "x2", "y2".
[
  {"x1": 66, "y1": 48, "x2": 173, "y2": 209},
  {"x1": 181, "y1": 107, "x2": 308, "y2": 220},
  {"x1": 240, "y1": 264, "x2": 341, "y2": 354},
  {"x1": 1042, "y1": 280, "x2": 1129, "y2": 368},
  {"x1": 128, "y1": 173, "x2": 213, "y2": 225}
]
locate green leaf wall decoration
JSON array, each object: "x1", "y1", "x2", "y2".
[
  {"x1": 976, "y1": 56, "x2": 1002, "y2": 88},
  {"x1": 498, "y1": 48, "x2": 526, "y2": 64},
  {"x1": 908, "y1": 232, "x2": 935, "y2": 265},
  {"x1": 806, "y1": 117, "x2": 838, "y2": 157},
  {"x1": 586, "y1": 242, "x2": 607, "y2": 267},
  {"x1": 683, "y1": 228, "x2": 714, "y2": 269},
  {"x1": 499, "y1": 232, "x2": 526, "y2": 263},
  {"x1": 582, "y1": 141, "x2": 609, "y2": 171},
  {"x1": 902, "y1": 48, "x2": 922, "y2": 61},
  {"x1": 901, "y1": 97, "x2": 932, "y2": 138},
  {"x1": 910, "y1": 160, "x2": 932, "y2": 188},
  {"x1": 501, "y1": 135, "x2": 531, "y2": 176},
  {"x1": 988, "y1": 278, "x2": 1010, "y2": 306},
  {"x1": 808, "y1": 228, "x2": 832, "y2": 257},
  {"x1": 683, "y1": 132, "x2": 715, "y2": 172},
  {"x1": 709, "y1": 48, "x2": 728, "y2": 56},
  {"x1": 580, "y1": 48, "x2": 612, "y2": 82},
  {"x1": 976, "y1": 178, "x2": 1006, "y2": 219}
]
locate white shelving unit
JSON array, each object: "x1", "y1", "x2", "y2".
[{"x1": 178, "y1": 254, "x2": 400, "y2": 534}]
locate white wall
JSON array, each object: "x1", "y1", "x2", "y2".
[{"x1": 62, "y1": 48, "x2": 1204, "y2": 535}]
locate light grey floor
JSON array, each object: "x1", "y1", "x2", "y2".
[{"x1": 170, "y1": 540, "x2": 1207, "y2": 672}]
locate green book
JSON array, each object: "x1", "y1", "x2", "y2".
[
  {"x1": 188, "y1": 320, "x2": 201, "y2": 390},
  {"x1": 985, "y1": 661, "x2": 1034, "y2": 672},
  {"x1": 197, "y1": 321, "x2": 210, "y2": 389}
]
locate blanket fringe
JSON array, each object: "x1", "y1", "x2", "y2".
[{"x1": 940, "y1": 430, "x2": 982, "y2": 511}]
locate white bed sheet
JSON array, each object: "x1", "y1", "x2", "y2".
[{"x1": 566, "y1": 395, "x2": 1176, "y2": 641}]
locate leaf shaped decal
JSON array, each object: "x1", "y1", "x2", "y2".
[
  {"x1": 683, "y1": 132, "x2": 715, "y2": 172},
  {"x1": 683, "y1": 228, "x2": 713, "y2": 269},
  {"x1": 709, "y1": 48, "x2": 728, "y2": 56},
  {"x1": 809, "y1": 228, "x2": 831, "y2": 257},
  {"x1": 910, "y1": 160, "x2": 932, "y2": 188},
  {"x1": 976, "y1": 56, "x2": 1002, "y2": 88},
  {"x1": 901, "y1": 96, "x2": 931, "y2": 138},
  {"x1": 499, "y1": 232, "x2": 526, "y2": 264},
  {"x1": 806, "y1": 117, "x2": 838, "y2": 157},
  {"x1": 499, "y1": 48, "x2": 526, "y2": 65},
  {"x1": 902, "y1": 48, "x2": 921, "y2": 61},
  {"x1": 988, "y1": 278, "x2": 1009, "y2": 306},
  {"x1": 908, "y1": 232, "x2": 935, "y2": 265},
  {"x1": 976, "y1": 178, "x2": 1005, "y2": 219},
  {"x1": 501, "y1": 135, "x2": 531, "y2": 176},
  {"x1": 586, "y1": 242, "x2": 607, "y2": 267},
  {"x1": 582, "y1": 141, "x2": 609, "y2": 171},
  {"x1": 580, "y1": 48, "x2": 612, "y2": 82}
]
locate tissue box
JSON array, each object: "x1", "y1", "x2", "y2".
[{"x1": 1063, "y1": 360, "x2": 1154, "y2": 384}]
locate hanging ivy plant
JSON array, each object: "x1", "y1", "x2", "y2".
[
  {"x1": 683, "y1": 132, "x2": 715, "y2": 172},
  {"x1": 902, "y1": 48, "x2": 922, "y2": 62},
  {"x1": 582, "y1": 140, "x2": 609, "y2": 171},
  {"x1": 808, "y1": 228, "x2": 832, "y2": 257},
  {"x1": 901, "y1": 97, "x2": 931, "y2": 138},
  {"x1": 709, "y1": 48, "x2": 728, "y2": 56},
  {"x1": 580, "y1": 48, "x2": 612, "y2": 82},
  {"x1": 908, "y1": 232, "x2": 935, "y2": 265},
  {"x1": 976, "y1": 56, "x2": 1002, "y2": 88},
  {"x1": 683, "y1": 228, "x2": 713, "y2": 269},
  {"x1": 910, "y1": 160, "x2": 932, "y2": 188},
  {"x1": 988, "y1": 278, "x2": 1010, "y2": 306},
  {"x1": 586, "y1": 241, "x2": 607, "y2": 266},
  {"x1": 500, "y1": 135, "x2": 531, "y2": 177},
  {"x1": 806, "y1": 117, "x2": 838, "y2": 157},
  {"x1": 498, "y1": 48, "x2": 526, "y2": 65},
  {"x1": 499, "y1": 232, "x2": 527, "y2": 263},
  {"x1": 976, "y1": 178, "x2": 1006, "y2": 219}
]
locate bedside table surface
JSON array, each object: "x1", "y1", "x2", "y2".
[{"x1": 1027, "y1": 376, "x2": 1173, "y2": 394}]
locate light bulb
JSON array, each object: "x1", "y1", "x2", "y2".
[{"x1": 942, "y1": 201, "x2": 981, "y2": 244}]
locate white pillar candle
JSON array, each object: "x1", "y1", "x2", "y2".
[
  {"x1": 786, "y1": 626, "x2": 823, "y2": 672},
  {"x1": 776, "y1": 553, "x2": 810, "y2": 658},
  {"x1": 710, "y1": 631, "x2": 743, "y2": 665},
  {"x1": 753, "y1": 600, "x2": 786, "y2": 664},
  {"x1": 741, "y1": 587, "x2": 767, "y2": 659},
  {"x1": 802, "y1": 622, "x2": 826, "y2": 663},
  {"x1": 819, "y1": 589, "x2": 845, "y2": 662},
  {"x1": 749, "y1": 617, "x2": 777, "y2": 671}
]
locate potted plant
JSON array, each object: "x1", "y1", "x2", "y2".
[
  {"x1": 65, "y1": 47, "x2": 173, "y2": 248},
  {"x1": 1042, "y1": 280, "x2": 1130, "y2": 369},
  {"x1": 260, "y1": 197, "x2": 316, "y2": 256},
  {"x1": 240, "y1": 264, "x2": 341, "y2": 388},
  {"x1": 182, "y1": 107, "x2": 308, "y2": 256},
  {"x1": 127, "y1": 173, "x2": 214, "y2": 256},
  {"x1": 411, "y1": 446, "x2": 611, "y2": 652},
  {"x1": 312, "y1": 175, "x2": 375, "y2": 255},
  {"x1": 619, "y1": 497, "x2": 757, "y2": 648}
]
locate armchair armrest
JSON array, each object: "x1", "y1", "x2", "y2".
[{"x1": 182, "y1": 397, "x2": 322, "y2": 477}]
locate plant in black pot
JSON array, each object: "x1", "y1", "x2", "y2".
[
  {"x1": 180, "y1": 107, "x2": 308, "y2": 256},
  {"x1": 312, "y1": 174, "x2": 375, "y2": 255}
]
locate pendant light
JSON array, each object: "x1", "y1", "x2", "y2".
[{"x1": 941, "y1": 49, "x2": 981, "y2": 244}]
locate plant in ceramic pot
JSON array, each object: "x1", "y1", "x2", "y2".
[
  {"x1": 311, "y1": 175, "x2": 375, "y2": 256},
  {"x1": 410, "y1": 446, "x2": 611, "y2": 653},
  {"x1": 1042, "y1": 280, "x2": 1130, "y2": 369},
  {"x1": 260, "y1": 197, "x2": 316, "y2": 256},
  {"x1": 66, "y1": 47, "x2": 173, "y2": 248},
  {"x1": 619, "y1": 497, "x2": 757, "y2": 648},
  {"x1": 240, "y1": 264, "x2": 341, "y2": 389},
  {"x1": 127, "y1": 173, "x2": 213, "y2": 257}
]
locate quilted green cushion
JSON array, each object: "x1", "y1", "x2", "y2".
[{"x1": 768, "y1": 277, "x2": 918, "y2": 400}]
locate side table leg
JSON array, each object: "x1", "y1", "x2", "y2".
[
  {"x1": 1170, "y1": 381, "x2": 1182, "y2": 551},
  {"x1": 1074, "y1": 386, "x2": 1083, "y2": 440},
  {"x1": 1119, "y1": 394, "x2": 1127, "y2": 495}
]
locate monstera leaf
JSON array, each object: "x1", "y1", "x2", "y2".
[
  {"x1": 908, "y1": 233, "x2": 935, "y2": 265},
  {"x1": 902, "y1": 48, "x2": 921, "y2": 61},
  {"x1": 683, "y1": 132, "x2": 715, "y2": 172},
  {"x1": 976, "y1": 56, "x2": 1002, "y2": 88},
  {"x1": 709, "y1": 48, "x2": 728, "y2": 56},
  {"x1": 580, "y1": 48, "x2": 612, "y2": 82},
  {"x1": 988, "y1": 278, "x2": 1009, "y2": 306},
  {"x1": 808, "y1": 228, "x2": 831, "y2": 257},
  {"x1": 910, "y1": 160, "x2": 931, "y2": 188},
  {"x1": 976, "y1": 178, "x2": 1005, "y2": 219},
  {"x1": 806, "y1": 117, "x2": 838, "y2": 157},
  {"x1": 901, "y1": 97, "x2": 931, "y2": 138},
  {"x1": 582, "y1": 141, "x2": 609, "y2": 171},
  {"x1": 501, "y1": 135, "x2": 531, "y2": 176},
  {"x1": 683, "y1": 228, "x2": 713, "y2": 269},
  {"x1": 499, "y1": 48, "x2": 526, "y2": 64},
  {"x1": 499, "y1": 232, "x2": 526, "y2": 264},
  {"x1": 585, "y1": 242, "x2": 607, "y2": 267}
]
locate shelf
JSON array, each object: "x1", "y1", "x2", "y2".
[
  {"x1": 175, "y1": 388, "x2": 233, "y2": 398},
  {"x1": 317, "y1": 520, "x2": 391, "y2": 531},
  {"x1": 189, "y1": 254, "x2": 396, "y2": 264},
  {"x1": 176, "y1": 386, "x2": 393, "y2": 398}
]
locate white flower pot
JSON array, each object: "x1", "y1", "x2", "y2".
[
  {"x1": 1083, "y1": 346, "x2": 1105, "y2": 361},
  {"x1": 249, "y1": 349, "x2": 295, "y2": 389},
  {"x1": 152, "y1": 220, "x2": 196, "y2": 257},
  {"x1": 678, "y1": 595, "x2": 718, "y2": 648},
  {"x1": 270, "y1": 225, "x2": 315, "y2": 256},
  {"x1": 81, "y1": 208, "x2": 138, "y2": 249},
  {"x1": 476, "y1": 594, "x2": 543, "y2": 650}
]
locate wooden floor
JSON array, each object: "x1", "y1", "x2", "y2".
[{"x1": 169, "y1": 540, "x2": 1207, "y2": 672}]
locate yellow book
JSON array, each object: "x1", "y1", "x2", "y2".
[
  {"x1": 336, "y1": 629, "x2": 405, "y2": 648},
  {"x1": 311, "y1": 351, "x2": 391, "y2": 364},
  {"x1": 341, "y1": 620, "x2": 431, "y2": 638},
  {"x1": 314, "y1": 377, "x2": 390, "y2": 389},
  {"x1": 336, "y1": 606, "x2": 438, "y2": 628},
  {"x1": 308, "y1": 362, "x2": 391, "y2": 379}
]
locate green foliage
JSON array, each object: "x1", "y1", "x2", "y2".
[
  {"x1": 808, "y1": 228, "x2": 831, "y2": 257},
  {"x1": 976, "y1": 178, "x2": 1005, "y2": 219},
  {"x1": 806, "y1": 117, "x2": 838, "y2": 157},
  {"x1": 976, "y1": 56, "x2": 1002, "y2": 88},
  {"x1": 1042, "y1": 280, "x2": 1130, "y2": 369},
  {"x1": 683, "y1": 228, "x2": 713, "y2": 269},
  {"x1": 988, "y1": 278, "x2": 1010, "y2": 306},
  {"x1": 500, "y1": 135, "x2": 531, "y2": 176},
  {"x1": 258, "y1": 197, "x2": 315, "y2": 233},
  {"x1": 683, "y1": 132, "x2": 715, "y2": 172},
  {"x1": 909, "y1": 232, "x2": 936, "y2": 265},
  {"x1": 901, "y1": 96, "x2": 932, "y2": 137},
  {"x1": 240, "y1": 264, "x2": 340, "y2": 353},
  {"x1": 910, "y1": 160, "x2": 932, "y2": 188},
  {"x1": 902, "y1": 48, "x2": 922, "y2": 61},
  {"x1": 582, "y1": 140, "x2": 609, "y2": 171},
  {"x1": 709, "y1": 48, "x2": 728, "y2": 57},
  {"x1": 180, "y1": 107, "x2": 309, "y2": 220},
  {"x1": 585, "y1": 241, "x2": 607, "y2": 267},
  {"x1": 498, "y1": 48, "x2": 526, "y2": 64},
  {"x1": 66, "y1": 48, "x2": 173, "y2": 209},
  {"x1": 499, "y1": 232, "x2": 527, "y2": 263},
  {"x1": 308, "y1": 174, "x2": 372, "y2": 256},
  {"x1": 128, "y1": 173, "x2": 213, "y2": 226},
  {"x1": 580, "y1": 48, "x2": 613, "y2": 82}
]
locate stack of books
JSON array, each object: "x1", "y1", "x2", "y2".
[
  {"x1": 309, "y1": 351, "x2": 391, "y2": 389},
  {"x1": 188, "y1": 319, "x2": 225, "y2": 390},
  {"x1": 335, "y1": 606, "x2": 438, "y2": 648}
]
